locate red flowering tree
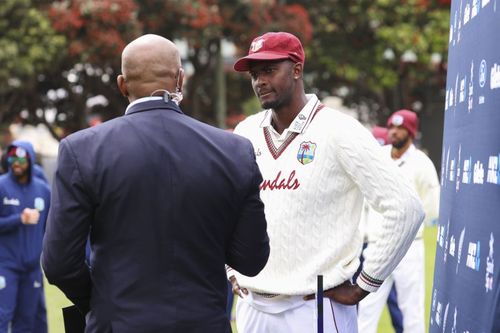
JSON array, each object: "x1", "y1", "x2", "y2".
[
  {"x1": 49, "y1": 1, "x2": 139, "y2": 65},
  {"x1": 137, "y1": 0, "x2": 313, "y2": 125},
  {"x1": 35, "y1": 0, "x2": 312, "y2": 134},
  {"x1": 6, "y1": 0, "x2": 311, "y2": 136},
  {"x1": 39, "y1": 0, "x2": 142, "y2": 135}
]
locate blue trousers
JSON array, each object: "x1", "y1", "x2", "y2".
[
  {"x1": 387, "y1": 285, "x2": 403, "y2": 333},
  {"x1": 0, "y1": 266, "x2": 43, "y2": 333},
  {"x1": 33, "y1": 287, "x2": 48, "y2": 333},
  {"x1": 226, "y1": 280, "x2": 234, "y2": 319}
]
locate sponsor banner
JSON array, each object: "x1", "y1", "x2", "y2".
[{"x1": 431, "y1": 1, "x2": 500, "y2": 332}]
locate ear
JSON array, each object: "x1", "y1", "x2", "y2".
[
  {"x1": 117, "y1": 75, "x2": 129, "y2": 97},
  {"x1": 176, "y1": 68, "x2": 185, "y2": 93},
  {"x1": 293, "y1": 62, "x2": 303, "y2": 80}
]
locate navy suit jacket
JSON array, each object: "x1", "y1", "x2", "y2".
[{"x1": 42, "y1": 99, "x2": 269, "y2": 333}]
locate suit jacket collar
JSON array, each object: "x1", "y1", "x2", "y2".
[{"x1": 125, "y1": 98, "x2": 184, "y2": 116}]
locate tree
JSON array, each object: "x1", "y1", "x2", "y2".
[
  {"x1": 43, "y1": 0, "x2": 142, "y2": 136},
  {"x1": 5, "y1": 0, "x2": 450, "y2": 154},
  {"x1": 1, "y1": 0, "x2": 311, "y2": 138},
  {"x1": 0, "y1": 0, "x2": 65, "y2": 126},
  {"x1": 300, "y1": 0, "x2": 450, "y2": 167},
  {"x1": 303, "y1": 0, "x2": 449, "y2": 122},
  {"x1": 137, "y1": 0, "x2": 312, "y2": 126}
]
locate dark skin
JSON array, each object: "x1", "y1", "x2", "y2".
[
  {"x1": 388, "y1": 125, "x2": 413, "y2": 160},
  {"x1": 9, "y1": 156, "x2": 40, "y2": 224},
  {"x1": 249, "y1": 59, "x2": 307, "y2": 134},
  {"x1": 231, "y1": 58, "x2": 370, "y2": 306},
  {"x1": 116, "y1": 34, "x2": 184, "y2": 103},
  {"x1": 10, "y1": 158, "x2": 29, "y2": 184}
]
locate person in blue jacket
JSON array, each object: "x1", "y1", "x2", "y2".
[
  {"x1": 1, "y1": 144, "x2": 50, "y2": 333},
  {"x1": 0, "y1": 140, "x2": 51, "y2": 332}
]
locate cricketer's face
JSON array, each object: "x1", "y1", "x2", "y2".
[
  {"x1": 9, "y1": 155, "x2": 29, "y2": 179},
  {"x1": 388, "y1": 126, "x2": 411, "y2": 149},
  {"x1": 248, "y1": 60, "x2": 296, "y2": 110}
]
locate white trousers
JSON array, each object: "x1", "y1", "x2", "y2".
[
  {"x1": 235, "y1": 291, "x2": 358, "y2": 333},
  {"x1": 357, "y1": 239, "x2": 425, "y2": 333}
]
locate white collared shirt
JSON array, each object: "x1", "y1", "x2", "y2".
[
  {"x1": 259, "y1": 94, "x2": 322, "y2": 143},
  {"x1": 124, "y1": 96, "x2": 163, "y2": 115}
]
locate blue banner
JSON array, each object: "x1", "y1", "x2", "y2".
[{"x1": 430, "y1": 1, "x2": 500, "y2": 332}]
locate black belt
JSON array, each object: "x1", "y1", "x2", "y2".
[{"x1": 253, "y1": 292, "x2": 281, "y2": 298}]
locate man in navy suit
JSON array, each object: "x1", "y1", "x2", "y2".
[{"x1": 42, "y1": 34, "x2": 270, "y2": 333}]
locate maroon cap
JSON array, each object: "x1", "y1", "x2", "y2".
[
  {"x1": 234, "y1": 32, "x2": 305, "y2": 72},
  {"x1": 387, "y1": 109, "x2": 419, "y2": 138},
  {"x1": 371, "y1": 126, "x2": 389, "y2": 145}
]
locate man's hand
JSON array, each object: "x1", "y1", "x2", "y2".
[
  {"x1": 303, "y1": 281, "x2": 369, "y2": 305},
  {"x1": 21, "y1": 208, "x2": 40, "y2": 225},
  {"x1": 229, "y1": 275, "x2": 248, "y2": 298}
]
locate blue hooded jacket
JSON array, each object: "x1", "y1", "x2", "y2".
[{"x1": 0, "y1": 140, "x2": 51, "y2": 270}]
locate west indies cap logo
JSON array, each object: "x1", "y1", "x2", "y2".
[
  {"x1": 297, "y1": 141, "x2": 317, "y2": 165},
  {"x1": 8, "y1": 147, "x2": 27, "y2": 158},
  {"x1": 34, "y1": 197, "x2": 45, "y2": 211},
  {"x1": 250, "y1": 38, "x2": 264, "y2": 52},
  {"x1": 391, "y1": 114, "x2": 404, "y2": 126}
]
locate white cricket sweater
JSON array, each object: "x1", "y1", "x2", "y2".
[
  {"x1": 360, "y1": 144, "x2": 440, "y2": 243},
  {"x1": 231, "y1": 94, "x2": 424, "y2": 294}
]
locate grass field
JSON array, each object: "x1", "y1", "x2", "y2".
[{"x1": 45, "y1": 226, "x2": 438, "y2": 332}]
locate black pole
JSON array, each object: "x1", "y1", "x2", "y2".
[{"x1": 317, "y1": 275, "x2": 323, "y2": 333}]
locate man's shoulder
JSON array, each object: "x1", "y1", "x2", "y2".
[
  {"x1": 62, "y1": 116, "x2": 138, "y2": 155},
  {"x1": 32, "y1": 177, "x2": 51, "y2": 195},
  {"x1": 0, "y1": 174, "x2": 16, "y2": 197},
  {"x1": 412, "y1": 148, "x2": 437, "y2": 169},
  {"x1": 317, "y1": 105, "x2": 344, "y2": 117},
  {"x1": 0, "y1": 173, "x2": 13, "y2": 185},
  {"x1": 234, "y1": 111, "x2": 267, "y2": 136},
  {"x1": 314, "y1": 107, "x2": 372, "y2": 144},
  {"x1": 316, "y1": 106, "x2": 364, "y2": 130},
  {"x1": 0, "y1": 174, "x2": 10, "y2": 188},
  {"x1": 65, "y1": 117, "x2": 123, "y2": 142},
  {"x1": 182, "y1": 115, "x2": 252, "y2": 147},
  {"x1": 409, "y1": 147, "x2": 432, "y2": 162}
]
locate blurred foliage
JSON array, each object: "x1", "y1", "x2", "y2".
[
  {"x1": 48, "y1": 0, "x2": 140, "y2": 65},
  {"x1": 137, "y1": 0, "x2": 312, "y2": 124},
  {"x1": 304, "y1": 0, "x2": 450, "y2": 122},
  {"x1": 0, "y1": 0, "x2": 450, "y2": 139},
  {"x1": 0, "y1": 0, "x2": 65, "y2": 124},
  {"x1": 0, "y1": 0, "x2": 65, "y2": 90},
  {"x1": 42, "y1": 0, "x2": 142, "y2": 134}
]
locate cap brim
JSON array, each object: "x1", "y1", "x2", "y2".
[{"x1": 233, "y1": 52, "x2": 291, "y2": 72}]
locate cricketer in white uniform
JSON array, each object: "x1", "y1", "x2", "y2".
[
  {"x1": 358, "y1": 110, "x2": 440, "y2": 333},
  {"x1": 228, "y1": 32, "x2": 425, "y2": 333}
]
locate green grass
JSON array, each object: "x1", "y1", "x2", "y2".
[
  {"x1": 376, "y1": 225, "x2": 437, "y2": 333},
  {"x1": 45, "y1": 278, "x2": 72, "y2": 332},
  {"x1": 45, "y1": 226, "x2": 438, "y2": 333}
]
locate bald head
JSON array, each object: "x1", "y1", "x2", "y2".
[{"x1": 118, "y1": 34, "x2": 183, "y2": 101}]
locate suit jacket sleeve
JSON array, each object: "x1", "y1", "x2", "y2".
[
  {"x1": 42, "y1": 139, "x2": 93, "y2": 315},
  {"x1": 225, "y1": 141, "x2": 269, "y2": 277}
]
